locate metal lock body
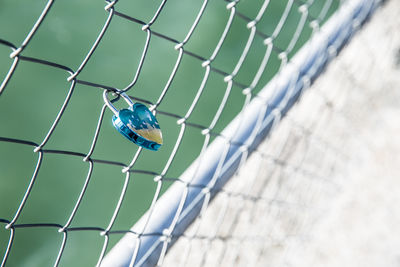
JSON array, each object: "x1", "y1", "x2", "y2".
[{"x1": 104, "y1": 91, "x2": 163, "y2": 151}]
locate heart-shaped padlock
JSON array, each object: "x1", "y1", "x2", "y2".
[{"x1": 104, "y1": 91, "x2": 163, "y2": 151}]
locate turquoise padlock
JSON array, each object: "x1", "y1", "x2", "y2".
[{"x1": 103, "y1": 91, "x2": 163, "y2": 151}]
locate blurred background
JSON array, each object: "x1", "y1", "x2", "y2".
[{"x1": 0, "y1": 0, "x2": 339, "y2": 266}]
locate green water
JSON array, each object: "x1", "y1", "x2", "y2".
[{"x1": 0, "y1": 0, "x2": 337, "y2": 266}]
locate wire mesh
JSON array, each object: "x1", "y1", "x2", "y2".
[
  {"x1": 162, "y1": 68, "x2": 351, "y2": 267},
  {"x1": 161, "y1": 1, "x2": 399, "y2": 265},
  {"x1": 0, "y1": 0, "x2": 384, "y2": 266}
]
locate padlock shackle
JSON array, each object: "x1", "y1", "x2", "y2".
[{"x1": 103, "y1": 90, "x2": 134, "y2": 115}]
